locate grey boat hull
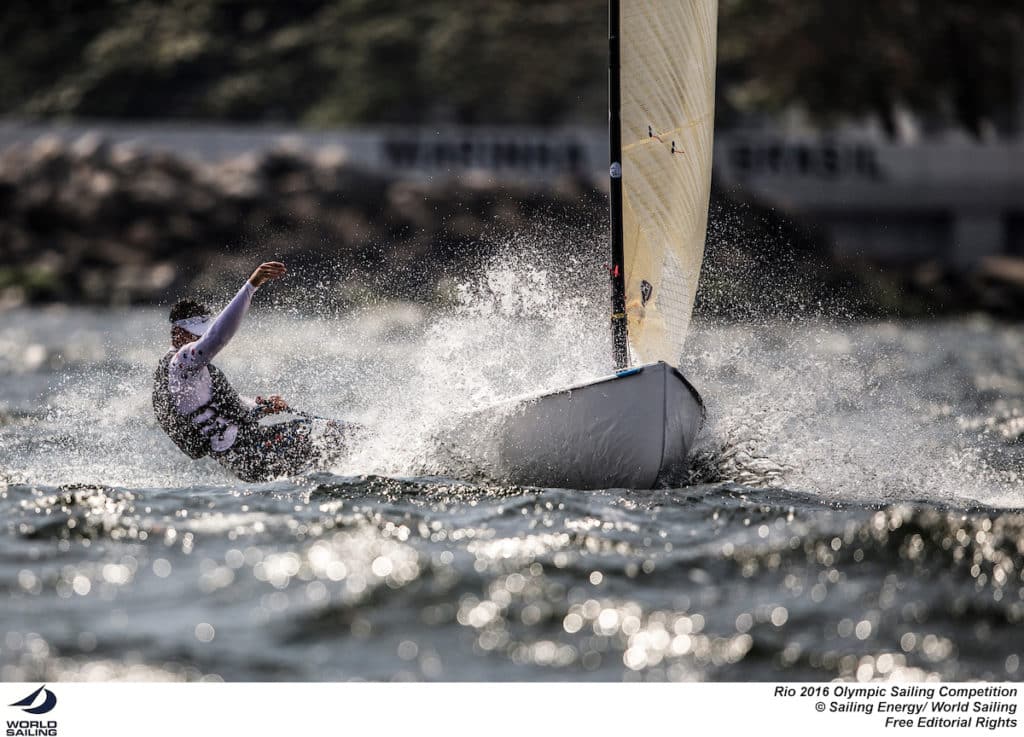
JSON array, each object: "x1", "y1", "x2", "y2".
[{"x1": 449, "y1": 362, "x2": 703, "y2": 489}]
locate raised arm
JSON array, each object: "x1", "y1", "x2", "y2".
[{"x1": 177, "y1": 262, "x2": 286, "y2": 370}]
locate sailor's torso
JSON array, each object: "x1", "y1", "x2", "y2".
[{"x1": 167, "y1": 349, "x2": 239, "y2": 452}]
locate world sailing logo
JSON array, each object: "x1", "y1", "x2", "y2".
[
  {"x1": 8, "y1": 687, "x2": 56, "y2": 716},
  {"x1": 6, "y1": 686, "x2": 58, "y2": 737}
]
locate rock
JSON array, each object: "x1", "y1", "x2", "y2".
[{"x1": 69, "y1": 132, "x2": 110, "y2": 164}]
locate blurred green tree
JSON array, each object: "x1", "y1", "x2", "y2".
[
  {"x1": 0, "y1": 0, "x2": 1021, "y2": 135},
  {"x1": 718, "y1": 0, "x2": 1024, "y2": 136},
  {"x1": 0, "y1": 0, "x2": 606, "y2": 125}
]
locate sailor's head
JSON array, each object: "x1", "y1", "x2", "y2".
[{"x1": 170, "y1": 299, "x2": 212, "y2": 347}]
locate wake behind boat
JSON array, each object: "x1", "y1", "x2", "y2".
[{"x1": 445, "y1": 0, "x2": 718, "y2": 489}]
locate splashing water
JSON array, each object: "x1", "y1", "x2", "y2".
[
  {"x1": 686, "y1": 319, "x2": 1024, "y2": 508},
  {"x1": 5, "y1": 238, "x2": 1024, "y2": 504},
  {"x1": 3, "y1": 242, "x2": 1024, "y2": 682}
]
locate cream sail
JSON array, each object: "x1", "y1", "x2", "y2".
[
  {"x1": 445, "y1": 1, "x2": 713, "y2": 489},
  {"x1": 619, "y1": 0, "x2": 717, "y2": 364}
]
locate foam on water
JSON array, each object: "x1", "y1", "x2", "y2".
[{"x1": 687, "y1": 319, "x2": 1024, "y2": 507}]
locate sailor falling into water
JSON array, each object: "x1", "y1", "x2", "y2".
[{"x1": 152, "y1": 261, "x2": 355, "y2": 482}]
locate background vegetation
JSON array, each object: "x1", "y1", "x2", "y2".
[{"x1": 1, "y1": 0, "x2": 1021, "y2": 135}]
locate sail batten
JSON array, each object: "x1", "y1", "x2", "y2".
[{"x1": 615, "y1": 0, "x2": 717, "y2": 366}]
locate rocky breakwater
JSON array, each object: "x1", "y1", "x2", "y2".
[
  {"x1": 0, "y1": 134, "x2": 602, "y2": 307},
  {"x1": 3, "y1": 133, "x2": 1022, "y2": 318}
]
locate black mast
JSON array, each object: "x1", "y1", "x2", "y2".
[{"x1": 608, "y1": 0, "x2": 628, "y2": 369}]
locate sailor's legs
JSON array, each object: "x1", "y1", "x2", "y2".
[
  {"x1": 212, "y1": 417, "x2": 363, "y2": 482},
  {"x1": 213, "y1": 419, "x2": 315, "y2": 482}
]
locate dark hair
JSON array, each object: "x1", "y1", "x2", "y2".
[{"x1": 169, "y1": 299, "x2": 210, "y2": 323}]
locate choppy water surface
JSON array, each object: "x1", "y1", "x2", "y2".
[{"x1": 2, "y1": 291, "x2": 1024, "y2": 681}]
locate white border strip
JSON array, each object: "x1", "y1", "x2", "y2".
[{"x1": 1, "y1": 682, "x2": 1021, "y2": 737}]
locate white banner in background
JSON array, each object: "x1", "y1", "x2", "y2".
[{"x1": 0, "y1": 682, "x2": 1020, "y2": 737}]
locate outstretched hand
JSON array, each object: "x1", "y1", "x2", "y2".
[
  {"x1": 257, "y1": 395, "x2": 290, "y2": 414},
  {"x1": 249, "y1": 261, "x2": 286, "y2": 288}
]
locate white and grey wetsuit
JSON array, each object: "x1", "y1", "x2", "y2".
[{"x1": 167, "y1": 281, "x2": 260, "y2": 452}]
